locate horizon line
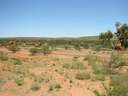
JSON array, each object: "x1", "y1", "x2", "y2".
[{"x1": 0, "y1": 35, "x2": 98, "y2": 38}]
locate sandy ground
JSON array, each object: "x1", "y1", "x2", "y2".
[{"x1": 0, "y1": 47, "x2": 127, "y2": 96}]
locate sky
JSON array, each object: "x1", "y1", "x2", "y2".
[{"x1": 0, "y1": 0, "x2": 128, "y2": 37}]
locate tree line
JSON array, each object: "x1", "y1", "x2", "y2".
[{"x1": 99, "y1": 22, "x2": 128, "y2": 50}]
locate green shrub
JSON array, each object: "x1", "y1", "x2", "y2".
[
  {"x1": 64, "y1": 45, "x2": 70, "y2": 50},
  {"x1": 111, "y1": 73, "x2": 128, "y2": 87},
  {"x1": 83, "y1": 44, "x2": 89, "y2": 49},
  {"x1": 40, "y1": 44, "x2": 52, "y2": 55},
  {"x1": 7, "y1": 45, "x2": 20, "y2": 53},
  {"x1": 13, "y1": 58, "x2": 22, "y2": 65},
  {"x1": 111, "y1": 61, "x2": 126, "y2": 68},
  {"x1": 72, "y1": 62, "x2": 84, "y2": 69},
  {"x1": 87, "y1": 54, "x2": 97, "y2": 65},
  {"x1": 92, "y1": 61, "x2": 109, "y2": 75},
  {"x1": 109, "y1": 53, "x2": 127, "y2": 69},
  {"x1": 106, "y1": 86, "x2": 128, "y2": 96},
  {"x1": 34, "y1": 75, "x2": 44, "y2": 83},
  {"x1": 94, "y1": 45, "x2": 102, "y2": 51},
  {"x1": 104, "y1": 73, "x2": 128, "y2": 96},
  {"x1": 29, "y1": 47, "x2": 40, "y2": 55},
  {"x1": 0, "y1": 51, "x2": 8, "y2": 61},
  {"x1": 49, "y1": 82, "x2": 61, "y2": 91},
  {"x1": 95, "y1": 74, "x2": 105, "y2": 81},
  {"x1": 73, "y1": 44, "x2": 81, "y2": 51},
  {"x1": 29, "y1": 44, "x2": 52, "y2": 55},
  {"x1": 0, "y1": 79, "x2": 6, "y2": 84},
  {"x1": 94, "y1": 74, "x2": 128, "y2": 96},
  {"x1": 63, "y1": 63, "x2": 70, "y2": 69},
  {"x1": 15, "y1": 77, "x2": 24, "y2": 86},
  {"x1": 93, "y1": 90, "x2": 103, "y2": 96},
  {"x1": 75, "y1": 72, "x2": 90, "y2": 80},
  {"x1": 94, "y1": 78, "x2": 128, "y2": 96}
]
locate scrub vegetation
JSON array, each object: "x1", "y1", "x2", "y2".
[{"x1": 0, "y1": 23, "x2": 128, "y2": 96}]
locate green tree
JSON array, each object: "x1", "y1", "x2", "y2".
[
  {"x1": 99, "y1": 31, "x2": 113, "y2": 48},
  {"x1": 115, "y1": 22, "x2": 128, "y2": 48},
  {"x1": 7, "y1": 45, "x2": 20, "y2": 53},
  {"x1": 40, "y1": 43, "x2": 52, "y2": 55},
  {"x1": 29, "y1": 47, "x2": 40, "y2": 55},
  {"x1": 29, "y1": 44, "x2": 52, "y2": 55}
]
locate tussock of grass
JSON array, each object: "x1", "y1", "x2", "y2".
[
  {"x1": 49, "y1": 81, "x2": 61, "y2": 91},
  {"x1": 94, "y1": 74, "x2": 105, "y2": 81},
  {"x1": 14, "y1": 77, "x2": 24, "y2": 86},
  {"x1": 0, "y1": 51, "x2": 8, "y2": 61},
  {"x1": 30, "y1": 83, "x2": 41, "y2": 91},
  {"x1": 109, "y1": 53, "x2": 127, "y2": 69},
  {"x1": 75, "y1": 72, "x2": 90, "y2": 80},
  {"x1": 63, "y1": 61, "x2": 85, "y2": 70},
  {"x1": 12, "y1": 58, "x2": 22, "y2": 65},
  {"x1": 33, "y1": 75, "x2": 44, "y2": 83}
]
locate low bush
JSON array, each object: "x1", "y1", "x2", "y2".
[
  {"x1": 49, "y1": 82, "x2": 61, "y2": 91},
  {"x1": 92, "y1": 61, "x2": 109, "y2": 75},
  {"x1": 0, "y1": 51, "x2": 8, "y2": 61},
  {"x1": 109, "y1": 53, "x2": 126, "y2": 69},
  {"x1": 64, "y1": 45, "x2": 70, "y2": 50},
  {"x1": 29, "y1": 44, "x2": 52, "y2": 55},
  {"x1": 7, "y1": 45, "x2": 20, "y2": 53},
  {"x1": 13, "y1": 58, "x2": 22, "y2": 65},
  {"x1": 73, "y1": 44, "x2": 81, "y2": 51},
  {"x1": 34, "y1": 75, "x2": 44, "y2": 83},
  {"x1": 95, "y1": 73, "x2": 128, "y2": 96},
  {"x1": 94, "y1": 74, "x2": 105, "y2": 81},
  {"x1": 106, "y1": 86, "x2": 128, "y2": 96},
  {"x1": 63, "y1": 61, "x2": 85, "y2": 70},
  {"x1": 93, "y1": 45, "x2": 102, "y2": 51},
  {"x1": 83, "y1": 44, "x2": 89, "y2": 49},
  {"x1": 75, "y1": 72, "x2": 90, "y2": 80},
  {"x1": 29, "y1": 47, "x2": 40, "y2": 55},
  {"x1": 93, "y1": 90, "x2": 103, "y2": 96},
  {"x1": 15, "y1": 77, "x2": 24, "y2": 86},
  {"x1": 30, "y1": 83, "x2": 41, "y2": 91},
  {"x1": 0, "y1": 79, "x2": 6, "y2": 84}
]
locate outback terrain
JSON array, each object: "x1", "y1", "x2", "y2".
[
  {"x1": 1, "y1": 0, "x2": 128, "y2": 95},
  {"x1": 0, "y1": 37, "x2": 128, "y2": 96}
]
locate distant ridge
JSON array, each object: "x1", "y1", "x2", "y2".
[
  {"x1": 78, "y1": 36, "x2": 99, "y2": 40},
  {"x1": 0, "y1": 36, "x2": 99, "y2": 40}
]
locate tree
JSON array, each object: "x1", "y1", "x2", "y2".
[
  {"x1": 73, "y1": 44, "x2": 81, "y2": 51},
  {"x1": 115, "y1": 23, "x2": 128, "y2": 48},
  {"x1": 7, "y1": 45, "x2": 20, "y2": 53},
  {"x1": 99, "y1": 32, "x2": 106, "y2": 40},
  {"x1": 29, "y1": 44, "x2": 52, "y2": 55},
  {"x1": 99, "y1": 31, "x2": 113, "y2": 48},
  {"x1": 40, "y1": 43, "x2": 52, "y2": 55},
  {"x1": 29, "y1": 47, "x2": 40, "y2": 55},
  {"x1": 106, "y1": 30, "x2": 113, "y2": 41}
]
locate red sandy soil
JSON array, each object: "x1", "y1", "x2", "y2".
[
  {"x1": 0, "y1": 93, "x2": 15, "y2": 96},
  {"x1": 0, "y1": 47, "x2": 127, "y2": 96}
]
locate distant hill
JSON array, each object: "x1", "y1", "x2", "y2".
[
  {"x1": 78, "y1": 36, "x2": 99, "y2": 40},
  {"x1": 0, "y1": 36, "x2": 99, "y2": 41}
]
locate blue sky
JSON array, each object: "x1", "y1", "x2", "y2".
[{"x1": 0, "y1": 0, "x2": 128, "y2": 37}]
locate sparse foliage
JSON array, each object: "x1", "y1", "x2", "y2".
[
  {"x1": 75, "y1": 72, "x2": 90, "y2": 80},
  {"x1": 7, "y1": 45, "x2": 20, "y2": 53},
  {"x1": 29, "y1": 43, "x2": 52, "y2": 55},
  {"x1": 0, "y1": 51, "x2": 8, "y2": 61},
  {"x1": 115, "y1": 23, "x2": 128, "y2": 48},
  {"x1": 99, "y1": 31, "x2": 113, "y2": 48}
]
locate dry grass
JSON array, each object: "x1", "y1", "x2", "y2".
[{"x1": 0, "y1": 47, "x2": 128, "y2": 96}]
